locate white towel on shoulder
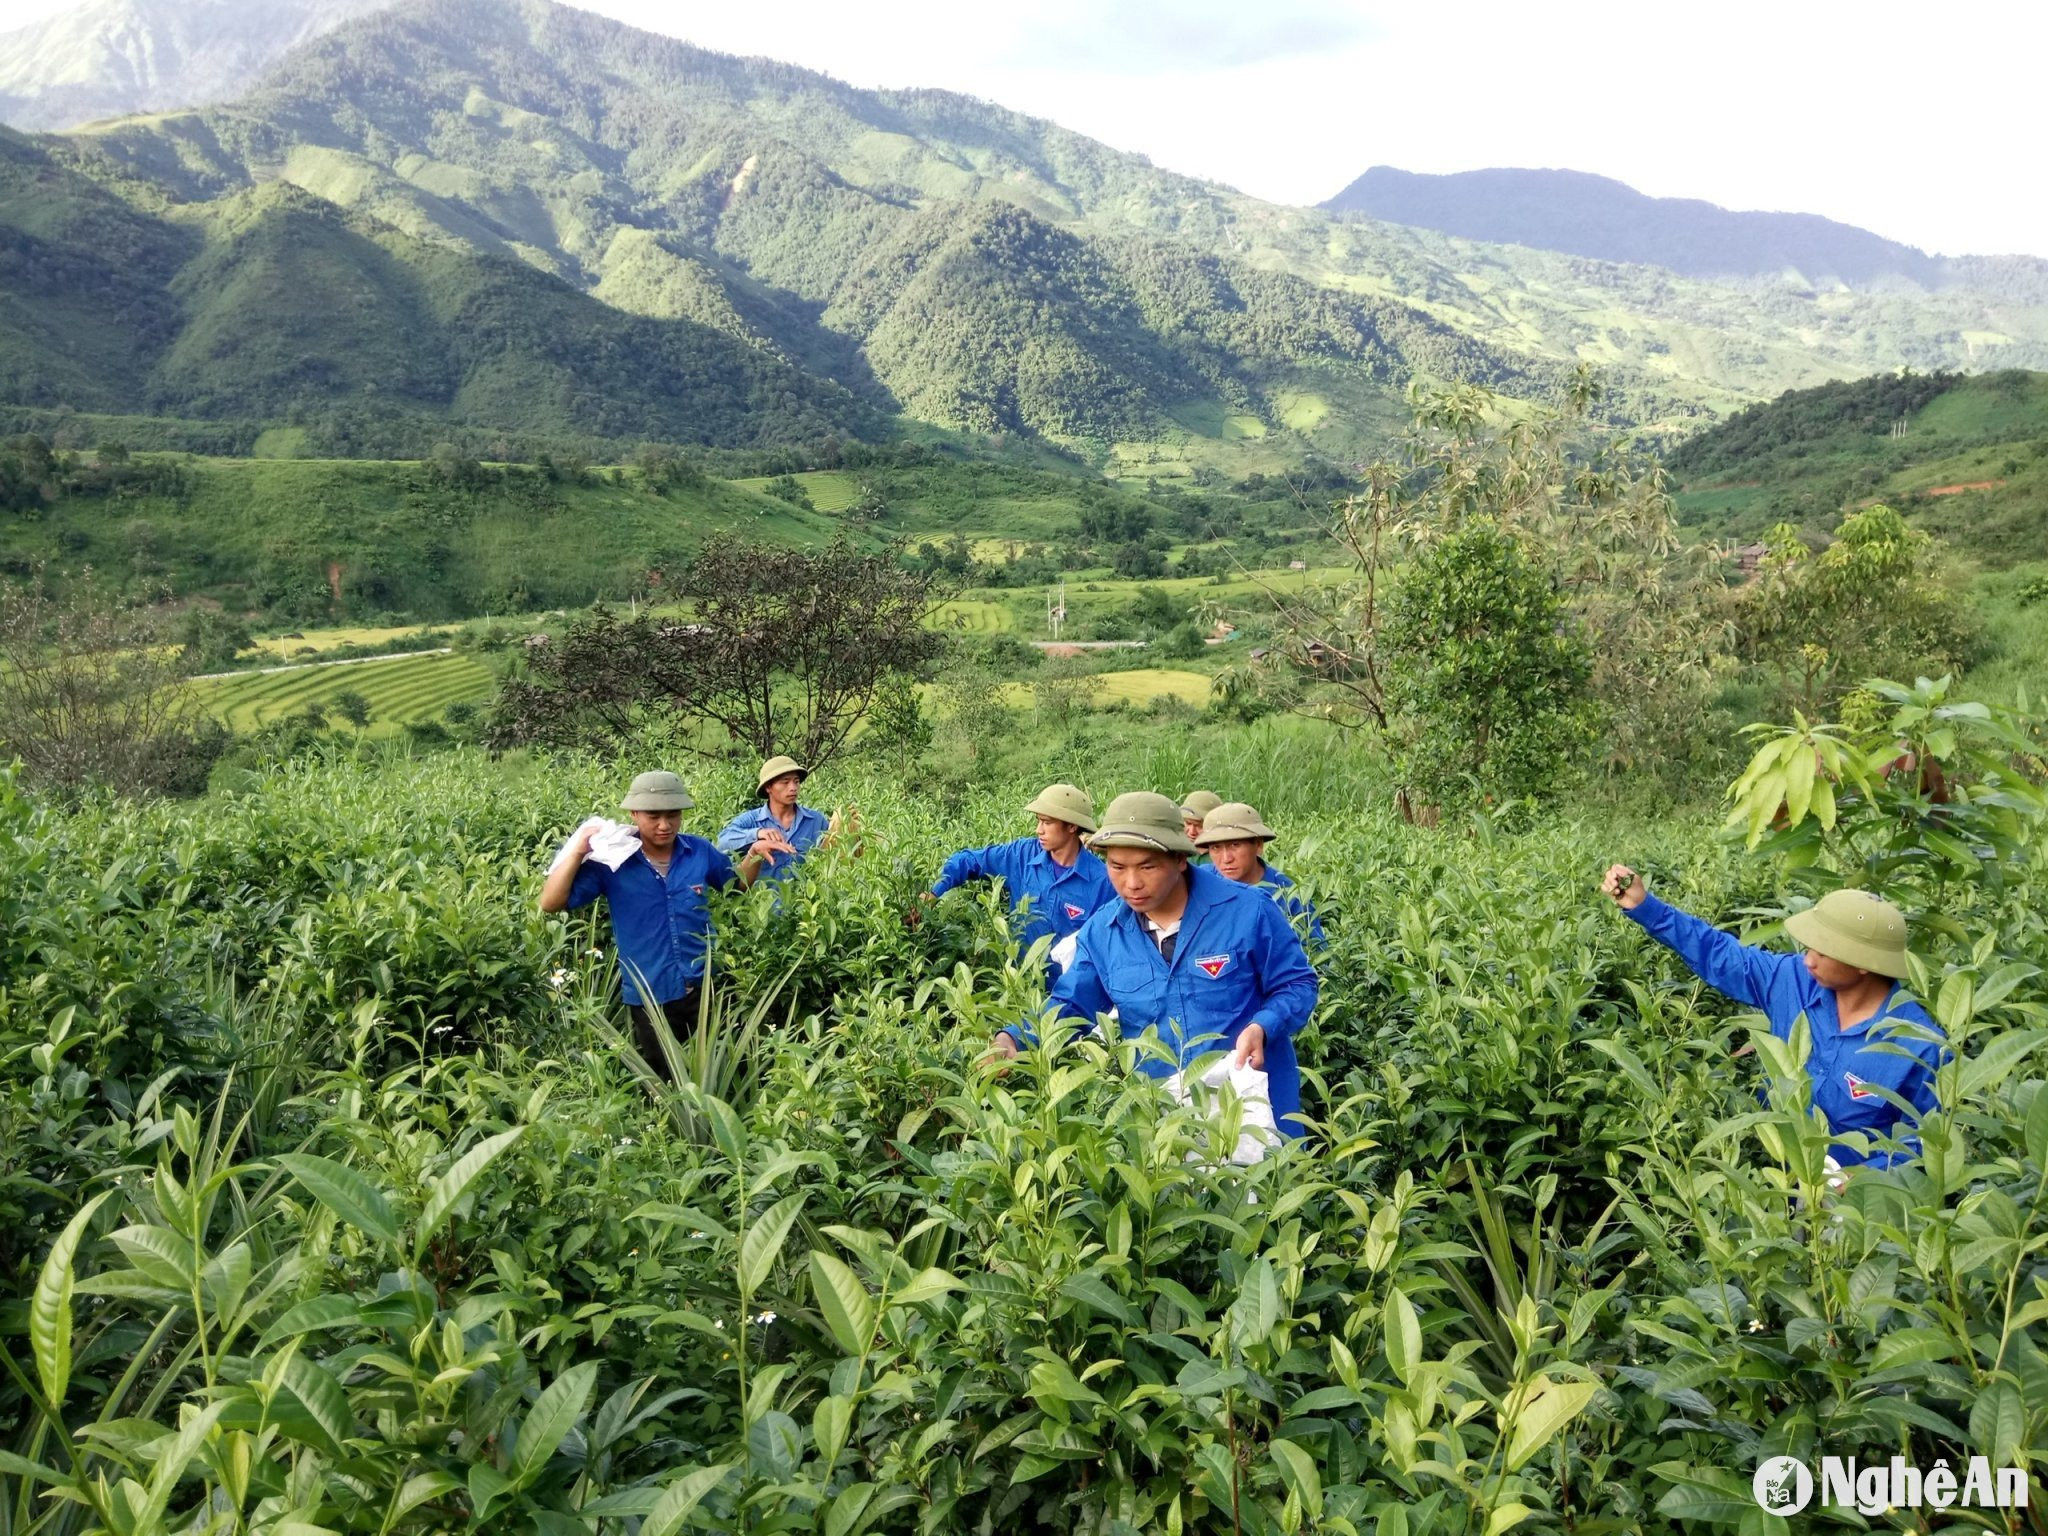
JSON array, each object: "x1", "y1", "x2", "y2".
[{"x1": 548, "y1": 816, "x2": 642, "y2": 875}]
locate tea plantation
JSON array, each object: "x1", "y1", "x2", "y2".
[{"x1": 3, "y1": 702, "x2": 2045, "y2": 1533}]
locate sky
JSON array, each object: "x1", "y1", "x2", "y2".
[{"x1": 8, "y1": 0, "x2": 2042, "y2": 257}]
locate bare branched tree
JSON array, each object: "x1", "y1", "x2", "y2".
[
  {"x1": 1247, "y1": 368, "x2": 1731, "y2": 777},
  {"x1": 491, "y1": 537, "x2": 947, "y2": 767},
  {"x1": 0, "y1": 571, "x2": 214, "y2": 795}
]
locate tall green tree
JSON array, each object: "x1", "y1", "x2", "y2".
[
  {"x1": 1384, "y1": 521, "x2": 1596, "y2": 815},
  {"x1": 1735, "y1": 503, "x2": 1975, "y2": 709}
]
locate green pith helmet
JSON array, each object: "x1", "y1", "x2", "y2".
[
  {"x1": 621, "y1": 770, "x2": 693, "y2": 811},
  {"x1": 1026, "y1": 782, "x2": 1098, "y2": 833},
  {"x1": 1193, "y1": 801, "x2": 1276, "y2": 847},
  {"x1": 756, "y1": 755, "x2": 808, "y2": 795},
  {"x1": 1784, "y1": 889, "x2": 1911, "y2": 978},
  {"x1": 1180, "y1": 790, "x2": 1224, "y2": 822},
  {"x1": 1090, "y1": 791, "x2": 1199, "y2": 855}
]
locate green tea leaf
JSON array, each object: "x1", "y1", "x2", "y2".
[
  {"x1": 890, "y1": 1267, "x2": 963, "y2": 1310},
  {"x1": 814, "y1": 1393, "x2": 854, "y2": 1470},
  {"x1": 2026, "y1": 1082, "x2": 2048, "y2": 1168},
  {"x1": 277, "y1": 1152, "x2": 400, "y2": 1246},
  {"x1": 414, "y1": 1126, "x2": 524, "y2": 1258},
  {"x1": 1229, "y1": 1257, "x2": 1280, "y2": 1350},
  {"x1": 31, "y1": 1190, "x2": 110, "y2": 1408},
  {"x1": 1270, "y1": 1437, "x2": 1322, "y2": 1517},
  {"x1": 739, "y1": 1193, "x2": 805, "y2": 1297},
  {"x1": 1059, "y1": 1272, "x2": 1140, "y2": 1326},
  {"x1": 1382, "y1": 1285, "x2": 1421, "y2": 1385},
  {"x1": 140, "y1": 1399, "x2": 228, "y2": 1528},
  {"x1": 467, "y1": 1463, "x2": 512, "y2": 1525},
  {"x1": 1504, "y1": 1377, "x2": 1599, "y2": 1470},
  {"x1": 512, "y1": 1360, "x2": 599, "y2": 1486},
  {"x1": 110, "y1": 1225, "x2": 196, "y2": 1291},
  {"x1": 642, "y1": 1463, "x2": 735, "y2": 1536},
  {"x1": 1970, "y1": 1379, "x2": 2024, "y2": 1468},
  {"x1": 825, "y1": 1480, "x2": 877, "y2": 1536},
  {"x1": 809, "y1": 1250, "x2": 875, "y2": 1355},
  {"x1": 257, "y1": 1294, "x2": 364, "y2": 1352},
  {"x1": 281, "y1": 1355, "x2": 355, "y2": 1455}
]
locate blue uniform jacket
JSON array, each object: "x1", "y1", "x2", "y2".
[
  {"x1": 930, "y1": 836, "x2": 1117, "y2": 952},
  {"x1": 567, "y1": 837, "x2": 736, "y2": 1006},
  {"x1": 1260, "y1": 867, "x2": 1326, "y2": 946},
  {"x1": 716, "y1": 803, "x2": 829, "y2": 883},
  {"x1": 1007, "y1": 864, "x2": 1320, "y2": 1137},
  {"x1": 1627, "y1": 892, "x2": 1946, "y2": 1168}
]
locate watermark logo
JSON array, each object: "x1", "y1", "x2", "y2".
[
  {"x1": 1752, "y1": 1457, "x2": 2028, "y2": 1516},
  {"x1": 1754, "y1": 1457, "x2": 1813, "y2": 1514}
]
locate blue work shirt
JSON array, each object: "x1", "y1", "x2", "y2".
[
  {"x1": 567, "y1": 836, "x2": 736, "y2": 1006},
  {"x1": 1007, "y1": 864, "x2": 1321, "y2": 1137},
  {"x1": 1626, "y1": 892, "x2": 1946, "y2": 1168},
  {"x1": 715, "y1": 803, "x2": 829, "y2": 883},
  {"x1": 1259, "y1": 867, "x2": 1326, "y2": 947},
  {"x1": 929, "y1": 836, "x2": 1117, "y2": 953}
]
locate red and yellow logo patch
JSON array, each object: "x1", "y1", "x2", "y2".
[{"x1": 1194, "y1": 954, "x2": 1231, "y2": 979}]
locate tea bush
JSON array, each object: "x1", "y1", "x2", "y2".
[{"x1": 3, "y1": 692, "x2": 2045, "y2": 1532}]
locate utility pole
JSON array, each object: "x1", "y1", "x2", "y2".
[{"x1": 1047, "y1": 579, "x2": 1066, "y2": 640}]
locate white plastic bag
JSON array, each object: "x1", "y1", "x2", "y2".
[
  {"x1": 1049, "y1": 931, "x2": 1079, "y2": 974},
  {"x1": 548, "y1": 816, "x2": 641, "y2": 875},
  {"x1": 1167, "y1": 1055, "x2": 1280, "y2": 1165}
]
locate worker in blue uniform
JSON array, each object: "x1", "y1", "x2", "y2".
[
  {"x1": 1605, "y1": 865, "x2": 1946, "y2": 1171},
  {"x1": 991, "y1": 792, "x2": 1320, "y2": 1138},
  {"x1": 1194, "y1": 801, "x2": 1326, "y2": 946},
  {"x1": 1180, "y1": 790, "x2": 1224, "y2": 853},
  {"x1": 920, "y1": 783, "x2": 1116, "y2": 963},
  {"x1": 541, "y1": 770, "x2": 774, "y2": 1080},
  {"x1": 716, "y1": 755, "x2": 834, "y2": 883}
]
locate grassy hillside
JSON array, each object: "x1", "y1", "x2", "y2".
[
  {"x1": 0, "y1": 455, "x2": 854, "y2": 621},
  {"x1": 1670, "y1": 369, "x2": 2048, "y2": 564}
]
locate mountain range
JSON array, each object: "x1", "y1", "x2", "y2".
[
  {"x1": 4, "y1": 0, "x2": 2048, "y2": 464},
  {"x1": 1321, "y1": 166, "x2": 1968, "y2": 288}
]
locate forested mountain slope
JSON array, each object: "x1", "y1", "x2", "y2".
[
  {"x1": 7, "y1": 0, "x2": 2048, "y2": 460},
  {"x1": 1670, "y1": 368, "x2": 2048, "y2": 563}
]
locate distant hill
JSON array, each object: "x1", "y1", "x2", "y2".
[
  {"x1": 1324, "y1": 166, "x2": 1960, "y2": 288},
  {"x1": 1669, "y1": 369, "x2": 2048, "y2": 565},
  {"x1": 0, "y1": 0, "x2": 393, "y2": 131},
  {"x1": 7, "y1": 0, "x2": 2048, "y2": 466}
]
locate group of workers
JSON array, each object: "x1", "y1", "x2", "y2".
[{"x1": 543, "y1": 761, "x2": 1948, "y2": 1167}]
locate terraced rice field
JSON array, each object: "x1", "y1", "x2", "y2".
[
  {"x1": 994, "y1": 667, "x2": 1213, "y2": 709},
  {"x1": 729, "y1": 472, "x2": 862, "y2": 512},
  {"x1": 1088, "y1": 668, "x2": 1213, "y2": 706},
  {"x1": 931, "y1": 598, "x2": 1020, "y2": 633},
  {"x1": 196, "y1": 651, "x2": 499, "y2": 733}
]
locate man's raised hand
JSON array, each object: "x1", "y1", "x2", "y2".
[{"x1": 1603, "y1": 864, "x2": 1647, "y2": 910}]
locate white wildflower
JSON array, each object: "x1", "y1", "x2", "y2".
[{"x1": 754, "y1": 1310, "x2": 776, "y2": 1326}]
